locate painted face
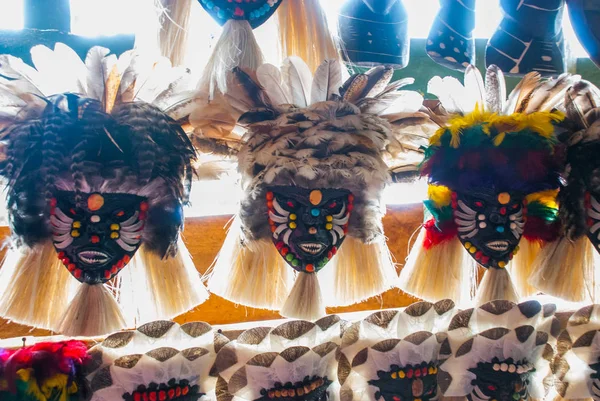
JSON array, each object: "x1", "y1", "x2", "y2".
[
  {"x1": 51, "y1": 191, "x2": 148, "y2": 284},
  {"x1": 256, "y1": 376, "x2": 332, "y2": 401},
  {"x1": 585, "y1": 192, "x2": 600, "y2": 253},
  {"x1": 452, "y1": 190, "x2": 526, "y2": 268},
  {"x1": 588, "y1": 360, "x2": 600, "y2": 400},
  {"x1": 122, "y1": 379, "x2": 203, "y2": 401},
  {"x1": 266, "y1": 187, "x2": 353, "y2": 273},
  {"x1": 368, "y1": 363, "x2": 439, "y2": 401},
  {"x1": 468, "y1": 359, "x2": 534, "y2": 401}
]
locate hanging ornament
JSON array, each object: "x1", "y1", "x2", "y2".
[
  {"x1": 0, "y1": 44, "x2": 208, "y2": 336},
  {"x1": 399, "y1": 65, "x2": 575, "y2": 305},
  {"x1": 426, "y1": 0, "x2": 476, "y2": 71},
  {"x1": 529, "y1": 80, "x2": 600, "y2": 302},
  {"x1": 338, "y1": 0, "x2": 410, "y2": 69},
  {"x1": 486, "y1": 0, "x2": 567, "y2": 76},
  {"x1": 567, "y1": 0, "x2": 600, "y2": 69}
]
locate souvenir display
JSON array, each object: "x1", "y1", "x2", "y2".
[
  {"x1": 486, "y1": 0, "x2": 566, "y2": 76},
  {"x1": 337, "y1": 300, "x2": 455, "y2": 401},
  {"x1": 213, "y1": 316, "x2": 342, "y2": 401},
  {"x1": 338, "y1": 0, "x2": 410, "y2": 68},
  {"x1": 426, "y1": 0, "x2": 476, "y2": 71},
  {"x1": 277, "y1": 0, "x2": 340, "y2": 73},
  {"x1": 439, "y1": 300, "x2": 557, "y2": 401},
  {"x1": 567, "y1": 0, "x2": 600, "y2": 69},
  {"x1": 197, "y1": 0, "x2": 282, "y2": 98},
  {"x1": 554, "y1": 304, "x2": 600, "y2": 401},
  {"x1": 529, "y1": 80, "x2": 600, "y2": 302},
  {"x1": 85, "y1": 320, "x2": 216, "y2": 401},
  {"x1": 0, "y1": 44, "x2": 208, "y2": 336},
  {"x1": 399, "y1": 65, "x2": 574, "y2": 305},
  {"x1": 0, "y1": 340, "x2": 89, "y2": 401},
  {"x1": 204, "y1": 56, "x2": 431, "y2": 320}
]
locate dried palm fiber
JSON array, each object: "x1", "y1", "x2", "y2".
[
  {"x1": 400, "y1": 64, "x2": 577, "y2": 306},
  {"x1": 276, "y1": 0, "x2": 340, "y2": 73},
  {"x1": 0, "y1": 43, "x2": 207, "y2": 336},
  {"x1": 198, "y1": 57, "x2": 433, "y2": 320},
  {"x1": 529, "y1": 80, "x2": 600, "y2": 302},
  {"x1": 155, "y1": 0, "x2": 193, "y2": 67}
]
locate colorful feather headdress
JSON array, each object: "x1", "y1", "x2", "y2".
[
  {"x1": 86, "y1": 320, "x2": 216, "y2": 401},
  {"x1": 0, "y1": 43, "x2": 208, "y2": 336},
  {"x1": 399, "y1": 65, "x2": 577, "y2": 306},
  {"x1": 529, "y1": 80, "x2": 600, "y2": 302},
  {"x1": 337, "y1": 300, "x2": 455, "y2": 401},
  {"x1": 439, "y1": 300, "x2": 558, "y2": 401},
  {"x1": 205, "y1": 56, "x2": 434, "y2": 321}
]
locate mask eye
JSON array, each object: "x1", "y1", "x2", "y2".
[
  {"x1": 512, "y1": 204, "x2": 519, "y2": 209},
  {"x1": 474, "y1": 201, "x2": 484, "y2": 208},
  {"x1": 116, "y1": 210, "x2": 125, "y2": 217},
  {"x1": 328, "y1": 201, "x2": 337, "y2": 209},
  {"x1": 70, "y1": 208, "x2": 77, "y2": 215}
]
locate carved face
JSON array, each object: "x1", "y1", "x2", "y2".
[
  {"x1": 468, "y1": 359, "x2": 534, "y2": 401},
  {"x1": 266, "y1": 187, "x2": 353, "y2": 273},
  {"x1": 199, "y1": 0, "x2": 281, "y2": 28},
  {"x1": 256, "y1": 376, "x2": 332, "y2": 401},
  {"x1": 585, "y1": 192, "x2": 600, "y2": 253},
  {"x1": 452, "y1": 190, "x2": 526, "y2": 268},
  {"x1": 51, "y1": 191, "x2": 147, "y2": 284},
  {"x1": 368, "y1": 363, "x2": 439, "y2": 401},
  {"x1": 122, "y1": 379, "x2": 203, "y2": 401}
]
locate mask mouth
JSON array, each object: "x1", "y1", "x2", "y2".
[
  {"x1": 298, "y1": 242, "x2": 326, "y2": 255},
  {"x1": 78, "y1": 250, "x2": 111, "y2": 265},
  {"x1": 485, "y1": 241, "x2": 509, "y2": 252}
]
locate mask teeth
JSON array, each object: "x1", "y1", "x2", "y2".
[{"x1": 493, "y1": 362, "x2": 533, "y2": 374}]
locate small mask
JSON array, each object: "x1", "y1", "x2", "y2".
[
  {"x1": 452, "y1": 190, "x2": 525, "y2": 268},
  {"x1": 122, "y1": 379, "x2": 204, "y2": 401},
  {"x1": 368, "y1": 363, "x2": 439, "y2": 401},
  {"x1": 585, "y1": 191, "x2": 600, "y2": 253},
  {"x1": 199, "y1": 0, "x2": 281, "y2": 28},
  {"x1": 266, "y1": 187, "x2": 353, "y2": 273},
  {"x1": 468, "y1": 358, "x2": 534, "y2": 401},
  {"x1": 51, "y1": 191, "x2": 148, "y2": 284},
  {"x1": 256, "y1": 376, "x2": 332, "y2": 401}
]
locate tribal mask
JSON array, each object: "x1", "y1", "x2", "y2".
[
  {"x1": 266, "y1": 187, "x2": 353, "y2": 273},
  {"x1": 468, "y1": 358, "x2": 534, "y2": 401},
  {"x1": 368, "y1": 363, "x2": 439, "y2": 401},
  {"x1": 453, "y1": 190, "x2": 526, "y2": 269},
  {"x1": 198, "y1": 0, "x2": 281, "y2": 28},
  {"x1": 585, "y1": 191, "x2": 600, "y2": 253},
  {"x1": 256, "y1": 376, "x2": 332, "y2": 401},
  {"x1": 51, "y1": 191, "x2": 147, "y2": 284}
]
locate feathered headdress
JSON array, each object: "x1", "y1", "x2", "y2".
[
  {"x1": 439, "y1": 300, "x2": 558, "y2": 401},
  {"x1": 0, "y1": 43, "x2": 208, "y2": 336},
  {"x1": 337, "y1": 300, "x2": 455, "y2": 401},
  {"x1": 529, "y1": 80, "x2": 600, "y2": 302},
  {"x1": 399, "y1": 65, "x2": 576, "y2": 306},
  {"x1": 212, "y1": 316, "x2": 342, "y2": 401},
  {"x1": 554, "y1": 304, "x2": 600, "y2": 401},
  {"x1": 205, "y1": 56, "x2": 432, "y2": 321},
  {"x1": 86, "y1": 320, "x2": 216, "y2": 401}
]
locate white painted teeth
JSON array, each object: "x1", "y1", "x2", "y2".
[
  {"x1": 299, "y1": 243, "x2": 324, "y2": 255},
  {"x1": 78, "y1": 251, "x2": 110, "y2": 264},
  {"x1": 485, "y1": 241, "x2": 509, "y2": 251}
]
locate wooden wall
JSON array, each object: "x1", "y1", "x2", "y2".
[{"x1": 0, "y1": 204, "x2": 424, "y2": 339}]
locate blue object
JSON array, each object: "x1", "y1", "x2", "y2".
[
  {"x1": 496, "y1": 226, "x2": 505, "y2": 233},
  {"x1": 311, "y1": 208, "x2": 320, "y2": 217}
]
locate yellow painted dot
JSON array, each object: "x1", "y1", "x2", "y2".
[
  {"x1": 110, "y1": 232, "x2": 120, "y2": 239},
  {"x1": 289, "y1": 214, "x2": 297, "y2": 221},
  {"x1": 71, "y1": 230, "x2": 80, "y2": 238},
  {"x1": 72, "y1": 221, "x2": 81, "y2": 228},
  {"x1": 469, "y1": 246, "x2": 477, "y2": 253},
  {"x1": 465, "y1": 242, "x2": 472, "y2": 248},
  {"x1": 415, "y1": 398, "x2": 422, "y2": 401},
  {"x1": 429, "y1": 367, "x2": 435, "y2": 374},
  {"x1": 398, "y1": 371, "x2": 405, "y2": 379},
  {"x1": 326, "y1": 215, "x2": 333, "y2": 222},
  {"x1": 289, "y1": 222, "x2": 297, "y2": 229},
  {"x1": 309, "y1": 190, "x2": 322, "y2": 205},
  {"x1": 498, "y1": 261, "x2": 506, "y2": 268},
  {"x1": 391, "y1": 372, "x2": 397, "y2": 379},
  {"x1": 110, "y1": 223, "x2": 120, "y2": 231},
  {"x1": 325, "y1": 223, "x2": 333, "y2": 230},
  {"x1": 498, "y1": 192, "x2": 511, "y2": 205}
]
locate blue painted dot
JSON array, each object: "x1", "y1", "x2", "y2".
[
  {"x1": 311, "y1": 208, "x2": 320, "y2": 217},
  {"x1": 206, "y1": 1, "x2": 214, "y2": 8},
  {"x1": 217, "y1": 9, "x2": 226, "y2": 18},
  {"x1": 496, "y1": 226, "x2": 505, "y2": 233}
]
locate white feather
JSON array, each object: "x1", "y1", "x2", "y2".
[
  {"x1": 85, "y1": 46, "x2": 111, "y2": 101},
  {"x1": 281, "y1": 56, "x2": 313, "y2": 107},
  {"x1": 0, "y1": 54, "x2": 44, "y2": 96},
  {"x1": 427, "y1": 76, "x2": 469, "y2": 113},
  {"x1": 464, "y1": 64, "x2": 485, "y2": 111},
  {"x1": 311, "y1": 59, "x2": 342, "y2": 104},
  {"x1": 256, "y1": 63, "x2": 291, "y2": 106}
]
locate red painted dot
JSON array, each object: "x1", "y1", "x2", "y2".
[
  {"x1": 182, "y1": 387, "x2": 189, "y2": 396},
  {"x1": 287, "y1": 201, "x2": 294, "y2": 208},
  {"x1": 275, "y1": 241, "x2": 284, "y2": 250},
  {"x1": 62, "y1": 258, "x2": 70, "y2": 265},
  {"x1": 271, "y1": 225, "x2": 277, "y2": 233},
  {"x1": 451, "y1": 192, "x2": 457, "y2": 200},
  {"x1": 328, "y1": 251, "x2": 333, "y2": 259},
  {"x1": 281, "y1": 247, "x2": 289, "y2": 256},
  {"x1": 91, "y1": 235, "x2": 100, "y2": 244},
  {"x1": 57, "y1": 251, "x2": 65, "y2": 258},
  {"x1": 332, "y1": 247, "x2": 337, "y2": 255},
  {"x1": 123, "y1": 255, "x2": 131, "y2": 263},
  {"x1": 234, "y1": 7, "x2": 244, "y2": 16},
  {"x1": 50, "y1": 198, "x2": 57, "y2": 207},
  {"x1": 140, "y1": 202, "x2": 149, "y2": 211},
  {"x1": 269, "y1": 219, "x2": 275, "y2": 226},
  {"x1": 422, "y1": 367, "x2": 428, "y2": 376},
  {"x1": 159, "y1": 390, "x2": 166, "y2": 401},
  {"x1": 306, "y1": 264, "x2": 315, "y2": 272},
  {"x1": 451, "y1": 201, "x2": 458, "y2": 209},
  {"x1": 104, "y1": 270, "x2": 111, "y2": 279},
  {"x1": 415, "y1": 368, "x2": 421, "y2": 377},
  {"x1": 143, "y1": 393, "x2": 149, "y2": 401},
  {"x1": 488, "y1": 385, "x2": 496, "y2": 391},
  {"x1": 74, "y1": 269, "x2": 82, "y2": 279},
  {"x1": 138, "y1": 212, "x2": 147, "y2": 220},
  {"x1": 134, "y1": 393, "x2": 141, "y2": 401},
  {"x1": 149, "y1": 392, "x2": 157, "y2": 401},
  {"x1": 117, "y1": 259, "x2": 125, "y2": 268},
  {"x1": 406, "y1": 369, "x2": 413, "y2": 378},
  {"x1": 267, "y1": 201, "x2": 274, "y2": 209},
  {"x1": 500, "y1": 207, "x2": 506, "y2": 215},
  {"x1": 589, "y1": 218, "x2": 595, "y2": 227},
  {"x1": 117, "y1": 210, "x2": 125, "y2": 217},
  {"x1": 475, "y1": 201, "x2": 483, "y2": 207},
  {"x1": 348, "y1": 194, "x2": 355, "y2": 202},
  {"x1": 512, "y1": 204, "x2": 519, "y2": 209},
  {"x1": 175, "y1": 388, "x2": 181, "y2": 397},
  {"x1": 266, "y1": 192, "x2": 274, "y2": 200},
  {"x1": 393, "y1": 397, "x2": 401, "y2": 401},
  {"x1": 481, "y1": 256, "x2": 490, "y2": 265},
  {"x1": 475, "y1": 251, "x2": 483, "y2": 260},
  {"x1": 347, "y1": 203, "x2": 354, "y2": 212},
  {"x1": 111, "y1": 265, "x2": 118, "y2": 274},
  {"x1": 67, "y1": 264, "x2": 76, "y2": 272},
  {"x1": 168, "y1": 389, "x2": 175, "y2": 399}
]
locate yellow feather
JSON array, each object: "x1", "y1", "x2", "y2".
[
  {"x1": 428, "y1": 184, "x2": 452, "y2": 207},
  {"x1": 525, "y1": 189, "x2": 559, "y2": 209}
]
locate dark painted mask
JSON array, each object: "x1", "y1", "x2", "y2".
[
  {"x1": 266, "y1": 187, "x2": 353, "y2": 273},
  {"x1": 122, "y1": 379, "x2": 203, "y2": 401},
  {"x1": 452, "y1": 190, "x2": 526, "y2": 268},
  {"x1": 51, "y1": 191, "x2": 148, "y2": 284},
  {"x1": 588, "y1": 359, "x2": 600, "y2": 400},
  {"x1": 198, "y1": 0, "x2": 281, "y2": 28},
  {"x1": 256, "y1": 376, "x2": 332, "y2": 401},
  {"x1": 368, "y1": 363, "x2": 439, "y2": 401},
  {"x1": 468, "y1": 358, "x2": 534, "y2": 401},
  {"x1": 585, "y1": 191, "x2": 600, "y2": 253}
]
